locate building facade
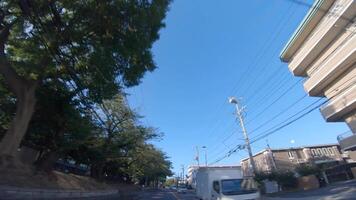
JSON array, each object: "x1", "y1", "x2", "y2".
[
  {"x1": 187, "y1": 165, "x2": 199, "y2": 188},
  {"x1": 241, "y1": 144, "x2": 346, "y2": 176},
  {"x1": 279, "y1": 0, "x2": 356, "y2": 152}
]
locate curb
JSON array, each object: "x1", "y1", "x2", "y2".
[{"x1": 0, "y1": 187, "x2": 119, "y2": 199}]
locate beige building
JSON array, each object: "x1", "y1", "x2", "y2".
[
  {"x1": 280, "y1": 0, "x2": 356, "y2": 152},
  {"x1": 187, "y1": 165, "x2": 199, "y2": 188},
  {"x1": 241, "y1": 144, "x2": 346, "y2": 176}
]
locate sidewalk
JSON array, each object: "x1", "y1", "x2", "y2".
[{"x1": 263, "y1": 179, "x2": 356, "y2": 200}]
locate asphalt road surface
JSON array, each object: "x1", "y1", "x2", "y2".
[
  {"x1": 27, "y1": 180, "x2": 356, "y2": 200},
  {"x1": 135, "y1": 189, "x2": 197, "y2": 200}
]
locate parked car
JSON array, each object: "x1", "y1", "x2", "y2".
[{"x1": 177, "y1": 186, "x2": 188, "y2": 193}]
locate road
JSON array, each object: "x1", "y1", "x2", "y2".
[
  {"x1": 135, "y1": 180, "x2": 356, "y2": 200},
  {"x1": 135, "y1": 189, "x2": 197, "y2": 200},
  {"x1": 10, "y1": 180, "x2": 354, "y2": 200}
]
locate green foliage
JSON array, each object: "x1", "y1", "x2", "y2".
[
  {"x1": 254, "y1": 170, "x2": 297, "y2": 189},
  {"x1": 295, "y1": 164, "x2": 320, "y2": 176},
  {"x1": 275, "y1": 171, "x2": 297, "y2": 189},
  {"x1": 63, "y1": 95, "x2": 172, "y2": 183},
  {"x1": 3, "y1": 0, "x2": 171, "y2": 95},
  {"x1": 165, "y1": 178, "x2": 176, "y2": 187},
  {"x1": 0, "y1": 0, "x2": 172, "y2": 184},
  {"x1": 0, "y1": 78, "x2": 15, "y2": 139},
  {"x1": 254, "y1": 171, "x2": 270, "y2": 184},
  {"x1": 24, "y1": 82, "x2": 94, "y2": 154},
  {"x1": 0, "y1": 0, "x2": 171, "y2": 156}
]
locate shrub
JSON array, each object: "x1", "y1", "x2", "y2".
[
  {"x1": 254, "y1": 171, "x2": 269, "y2": 184},
  {"x1": 254, "y1": 170, "x2": 297, "y2": 190},
  {"x1": 275, "y1": 171, "x2": 297, "y2": 189},
  {"x1": 295, "y1": 165, "x2": 320, "y2": 176}
]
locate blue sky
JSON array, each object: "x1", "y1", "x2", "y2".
[{"x1": 126, "y1": 0, "x2": 350, "y2": 175}]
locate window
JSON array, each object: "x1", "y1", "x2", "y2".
[
  {"x1": 311, "y1": 149, "x2": 319, "y2": 157},
  {"x1": 328, "y1": 147, "x2": 335, "y2": 155},
  {"x1": 288, "y1": 151, "x2": 295, "y2": 159},
  {"x1": 221, "y1": 179, "x2": 258, "y2": 196},
  {"x1": 213, "y1": 181, "x2": 220, "y2": 194},
  {"x1": 322, "y1": 148, "x2": 328, "y2": 156},
  {"x1": 317, "y1": 148, "x2": 323, "y2": 156},
  {"x1": 327, "y1": 148, "x2": 333, "y2": 155}
]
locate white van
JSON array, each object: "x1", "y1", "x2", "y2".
[{"x1": 196, "y1": 166, "x2": 260, "y2": 200}]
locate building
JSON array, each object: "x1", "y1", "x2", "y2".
[
  {"x1": 187, "y1": 165, "x2": 199, "y2": 188},
  {"x1": 241, "y1": 144, "x2": 347, "y2": 176},
  {"x1": 279, "y1": 0, "x2": 356, "y2": 152}
]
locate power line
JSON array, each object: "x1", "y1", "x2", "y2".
[
  {"x1": 207, "y1": 0, "x2": 356, "y2": 164},
  {"x1": 229, "y1": 3, "x2": 297, "y2": 97},
  {"x1": 209, "y1": 78, "x2": 355, "y2": 164},
  {"x1": 246, "y1": 28, "x2": 355, "y2": 125},
  {"x1": 201, "y1": 2, "x2": 298, "y2": 146},
  {"x1": 245, "y1": 72, "x2": 293, "y2": 116},
  {"x1": 246, "y1": 78, "x2": 303, "y2": 124},
  {"x1": 249, "y1": 94, "x2": 307, "y2": 134},
  {"x1": 250, "y1": 98, "x2": 325, "y2": 143},
  {"x1": 244, "y1": 63, "x2": 288, "y2": 105}
]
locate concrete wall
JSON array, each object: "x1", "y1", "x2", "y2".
[
  {"x1": 273, "y1": 151, "x2": 299, "y2": 171},
  {"x1": 345, "y1": 111, "x2": 356, "y2": 133},
  {"x1": 347, "y1": 150, "x2": 356, "y2": 162}
]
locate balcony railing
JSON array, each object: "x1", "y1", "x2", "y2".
[{"x1": 337, "y1": 131, "x2": 356, "y2": 151}]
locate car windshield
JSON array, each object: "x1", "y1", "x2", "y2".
[{"x1": 221, "y1": 179, "x2": 258, "y2": 195}]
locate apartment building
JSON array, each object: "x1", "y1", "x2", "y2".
[
  {"x1": 241, "y1": 144, "x2": 345, "y2": 176},
  {"x1": 187, "y1": 165, "x2": 199, "y2": 188},
  {"x1": 279, "y1": 0, "x2": 356, "y2": 152}
]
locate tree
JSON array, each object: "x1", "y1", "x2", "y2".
[
  {"x1": 85, "y1": 95, "x2": 161, "y2": 180},
  {"x1": 24, "y1": 82, "x2": 95, "y2": 172},
  {"x1": 0, "y1": 0, "x2": 170, "y2": 166},
  {"x1": 295, "y1": 164, "x2": 320, "y2": 177},
  {"x1": 128, "y1": 144, "x2": 172, "y2": 186}
]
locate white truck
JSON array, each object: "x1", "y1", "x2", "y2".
[{"x1": 195, "y1": 166, "x2": 260, "y2": 200}]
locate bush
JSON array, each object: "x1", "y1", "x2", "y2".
[
  {"x1": 254, "y1": 171, "x2": 269, "y2": 184},
  {"x1": 254, "y1": 170, "x2": 297, "y2": 190},
  {"x1": 295, "y1": 165, "x2": 320, "y2": 176},
  {"x1": 275, "y1": 171, "x2": 297, "y2": 189}
]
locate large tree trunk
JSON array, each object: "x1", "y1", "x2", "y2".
[{"x1": 0, "y1": 53, "x2": 37, "y2": 168}]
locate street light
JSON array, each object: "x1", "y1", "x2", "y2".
[
  {"x1": 228, "y1": 97, "x2": 238, "y2": 104},
  {"x1": 229, "y1": 96, "x2": 257, "y2": 175}
]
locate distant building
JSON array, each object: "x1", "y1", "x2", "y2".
[
  {"x1": 241, "y1": 144, "x2": 347, "y2": 176},
  {"x1": 187, "y1": 165, "x2": 199, "y2": 188},
  {"x1": 279, "y1": 0, "x2": 356, "y2": 153}
]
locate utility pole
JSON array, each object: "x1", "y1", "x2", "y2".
[
  {"x1": 181, "y1": 165, "x2": 185, "y2": 185},
  {"x1": 202, "y1": 146, "x2": 208, "y2": 166},
  {"x1": 229, "y1": 97, "x2": 256, "y2": 175},
  {"x1": 195, "y1": 146, "x2": 200, "y2": 166}
]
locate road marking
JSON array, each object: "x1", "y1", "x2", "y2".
[{"x1": 170, "y1": 192, "x2": 181, "y2": 200}]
